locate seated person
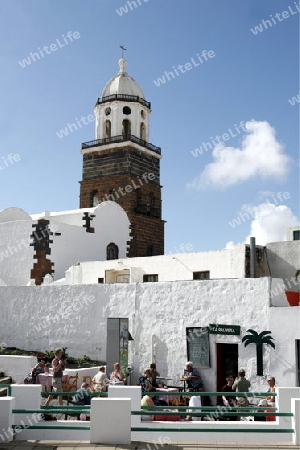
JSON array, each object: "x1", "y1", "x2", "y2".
[
  {"x1": 265, "y1": 376, "x2": 277, "y2": 406},
  {"x1": 44, "y1": 363, "x2": 51, "y2": 373},
  {"x1": 92, "y1": 366, "x2": 110, "y2": 392},
  {"x1": 24, "y1": 357, "x2": 46, "y2": 384},
  {"x1": 183, "y1": 361, "x2": 203, "y2": 391},
  {"x1": 110, "y1": 362, "x2": 125, "y2": 383},
  {"x1": 149, "y1": 362, "x2": 160, "y2": 388},
  {"x1": 138, "y1": 369, "x2": 155, "y2": 393},
  {"x1": 186, "y1": 395, "x2": 202, "y2": 421},
  {"x1": 72, "y1": 382, "x2": 91, "y2": 405},
  {"x1": 141, "y1": 394, "x2": 154, "y2": 421},
  {"x1": 222, "y1": 376, "x2": 236, "y2": 407}
]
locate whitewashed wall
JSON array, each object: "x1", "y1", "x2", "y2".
[
  {"x1": 270, "y1": 307, "x2": 300, "y2": 387},
  {"x1": 63, "y1": 245, "x2": 246, "y2": 284},
  {"x1": 0, "y1": 208, "x2": 34, "y2": 286},
  {"x1": 0, "y1": 278, "x2": 297, "y2": 392},
  {"x1": 0, "y1": 203, "x2": 131, "y2": 285},
  {"x1": 0, "y1": 356, "x2": 36, "y2": 383},
  {"x1": 265, "y1": 241, "x2": 300, "y2": 290}
]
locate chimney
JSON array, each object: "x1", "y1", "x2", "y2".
[{"x1": 250, "y1": 236, "x2": 257, "y2": 278}]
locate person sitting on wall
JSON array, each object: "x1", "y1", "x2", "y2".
[
  {"x1": 110, "y1": 362, "x2": 125, "y2": 384},
  {"x1": 141, "y1": 394, "x2": 155, "y2": 421},
  {"x1": 72, "y1": 382, "x2": 91, "y2": 405},
  {"x1": 24, "y1": 357, "x2": 46, "y2": 384},
  {"x1": 138, "y1": 369, "x2": 156, "y2": 393},
  {"x1": 92, "y1": 366, "x2": 110, "y2": 392},
  {"x1": 185, "y1": 394, "x2": 202, "y2": 421},
  {"x1": 265, "y1": 376, "x2": 277, "y2": 406},
  {"x1": 183, "y1": 361, "x2": 204, "y2": 392}
]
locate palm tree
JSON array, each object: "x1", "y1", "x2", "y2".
[{"x1": 242, "y1": 329, "x2": 275, "y2": 376}]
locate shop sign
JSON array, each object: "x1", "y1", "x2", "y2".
[{"x1": 209, "y1": 324, "x2": 240, "y2": 335}]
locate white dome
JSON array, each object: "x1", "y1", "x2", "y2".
[{"x1": 101, "y1": 59, "x2": 145, "y2": 99}]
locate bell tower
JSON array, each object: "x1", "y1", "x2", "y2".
[{"x1": 79, "y1": 58, "x2": 164, "y2": 257}]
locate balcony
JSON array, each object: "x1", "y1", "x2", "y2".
[
  {"x1": 81, "y1": 134, "x2": 161, "y2": 155},
  {"x1": 95, "y1": 94, "x2": 151, "y2": 109}
]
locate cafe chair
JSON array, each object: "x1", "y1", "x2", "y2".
[
  {"x1": 63, "y1": 373, "x2": 78, "y2": 392},
  {"x1": 82, "y1": 375, "x2": 92, "y2": 385}
]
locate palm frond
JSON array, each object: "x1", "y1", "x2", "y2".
[
  {"x1": 262, "y1": 337, "x2": 276, "y2": 349},
  {"x1": 246, "y1": 329, "x2": 258, "y2": 336},
  {"x1": 258, "y1": 331, "x2": 272, "y2": 338},
  {"x1": 242, "y1": 336, "x2": 257, "y2": 346}
]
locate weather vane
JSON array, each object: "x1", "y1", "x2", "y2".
[{"x1": 120, "y1": 45, "x2": 126, "y2": 58}]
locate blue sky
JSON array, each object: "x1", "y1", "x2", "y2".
[{"x1": 0, "y1": 0, "x2": 299, "y2": 253}]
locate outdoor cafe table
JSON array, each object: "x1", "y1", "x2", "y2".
[
  {"x1": 156, "y1": 387, "x2": 180, "y2": 404},
  {"x1": 36, "y1": 373, "x2": 69, "y2": 388}
]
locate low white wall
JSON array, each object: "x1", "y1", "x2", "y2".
[
  {"x1": 0, "y1": 355, "x2": 36, "y2": 383},
  {"x1": 90, "y1": 397, "x2": 131, "y2": 444},
  {"x1": 5, "y1": 386, "x2": 300, "y2": 444},
  {"x1": 0, "y1": 397, "x2": 15, "y2": 443}
]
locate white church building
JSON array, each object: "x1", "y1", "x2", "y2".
[{"x1": 0, "y1": 58, "x2": 299, "y2": 394}]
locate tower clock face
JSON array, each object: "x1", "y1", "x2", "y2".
[{"x1": 105, "y1": 107, "x2": 111, "y2": 116}]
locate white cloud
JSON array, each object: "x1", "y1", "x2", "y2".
[
  {"x1": 245, "y1": 203, "x2": 299, "y2": 245},
  {"x1": 228, "y1": 201, "x2": 299, "y2": 246},
  {"x1": 188, "y1": 120, "x2": 290, "y2": 189},
  {"x1": 225, "y1": 240, "x2": 237, "y2": 249}
]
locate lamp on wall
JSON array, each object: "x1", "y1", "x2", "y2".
[{"x1": 128, "y1": 331, "x2": 134, "y2": 341}]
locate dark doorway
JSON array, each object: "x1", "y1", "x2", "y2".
[
  {"x1": 296, "y1": 340, "x2": 300, "y2": 387},
  {"x1": 216, "y1": 343, "x2": 238, "y2": 403}
]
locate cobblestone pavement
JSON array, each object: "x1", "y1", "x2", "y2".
[{"x1": 0, "y1": 441, "x2": 299, "y2": 450}]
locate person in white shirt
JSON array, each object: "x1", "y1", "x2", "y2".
[
  {"x1": 186, "y1": 395, "x2": 202, "y2": 421},
  {"x1": 92, "y1": 366, "x2": 110, "y2": 392}
]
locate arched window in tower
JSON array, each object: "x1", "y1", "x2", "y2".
[
  {"x1": 90, "y1": 190, "x2": 99, "y2": 207},
  {"x1": 105, "y1": 120, "x2": 111, "y2": 138},
  {"x1": 92, "y1": 191, "x2": 99, "y2": 207},
  {"x1": 107, "y1": 242, "x2": 119, "y2": 260},
  {"x1": 140, "y1": 122, "x2": 146, "y2": 140},
  {"x1": 135, "y1": 190, "x2": 142, "y2": 213},
  {"x1": 122, "y1": 119, "x2": 131, "y2": 137}
]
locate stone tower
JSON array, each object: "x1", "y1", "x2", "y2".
[{"x1": 79, "y1": 58, "x2": 164, "y2": 257}]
